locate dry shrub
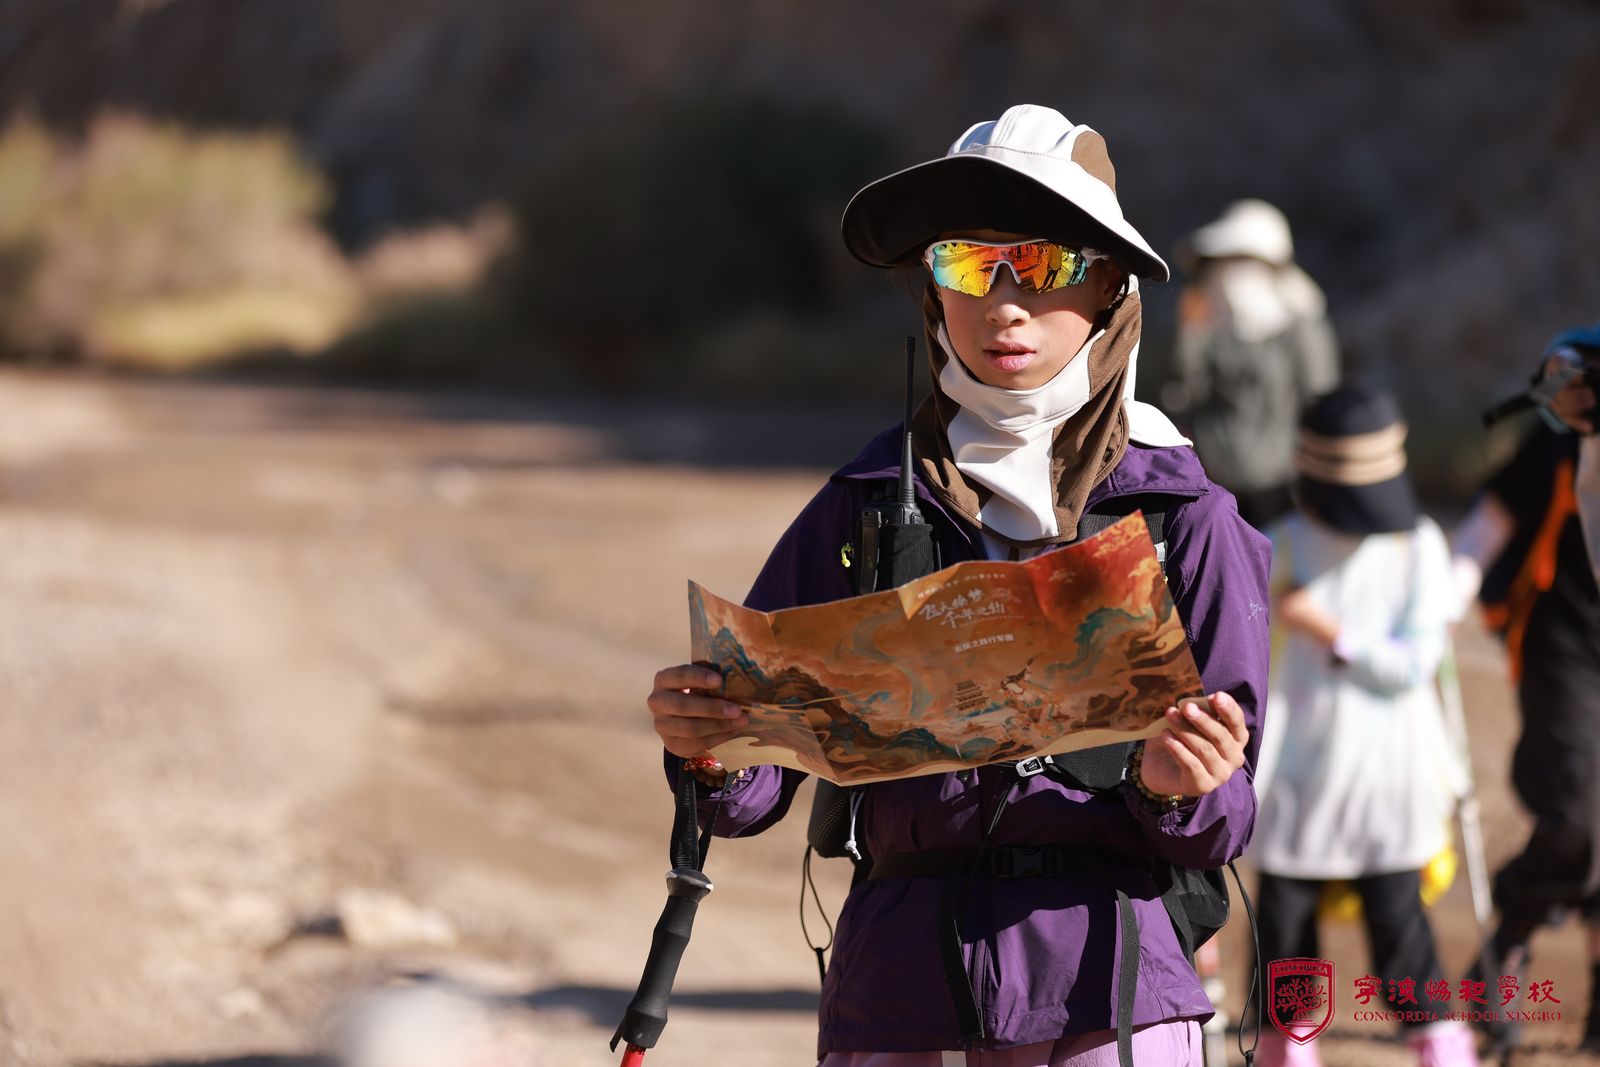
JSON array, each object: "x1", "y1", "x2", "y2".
[
  {"x1": 353, "y1": 207, "x2": 514, "y2": 301},
  {"x1": 0, "y1": 113, "x2": 358, "y2": 366}
]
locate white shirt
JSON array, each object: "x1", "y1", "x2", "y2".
[{"x1": 1252, "y1": 514, "x2": 1470, "y2": 879}]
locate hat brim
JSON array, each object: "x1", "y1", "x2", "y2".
[
  {"x1": 1551, "y1": 326, "x2": 1600, "y2": 355},
  {"x1": 840, "y1": 155, "x2": 1170, "y2": 282},
  {"x1": 1294, "y1": 472, "x2": 1421, "y2": 536}
]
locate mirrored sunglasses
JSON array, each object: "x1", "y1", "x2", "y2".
[{"x1": 922, "y1": 238, "x2": 1107, "y2": 298}]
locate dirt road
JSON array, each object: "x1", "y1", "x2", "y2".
[{"x1": 0, "y1": 370, "x2": 1589, "y2": 1067}]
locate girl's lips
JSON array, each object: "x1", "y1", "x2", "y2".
[{"x1": 984, "y1": 346, "x2": 1035, "y2": 373}]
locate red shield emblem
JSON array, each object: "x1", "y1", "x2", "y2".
[{"x1": 1268, "y1": 957, "x2": 1335, "y2": 1044}]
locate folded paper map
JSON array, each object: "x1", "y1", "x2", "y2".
[{"x1": 689, "y1": 512, "x2": 1205, "y2": 785}]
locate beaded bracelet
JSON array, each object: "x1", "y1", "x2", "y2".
[{"x1": 1125, "y1": 741, "x2": 1190, "y2": 813}]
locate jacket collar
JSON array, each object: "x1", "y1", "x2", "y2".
[{"x1": 833, "y1": 424, "x2": 1211, "y2": 507}]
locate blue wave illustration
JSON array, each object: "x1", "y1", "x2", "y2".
[{"x1": 1063, "y1": 606, "x2": 1152, "y2": 675}]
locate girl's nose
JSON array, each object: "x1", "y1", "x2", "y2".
[{"x1": 985, "y1": 269, "x2": 1030, "y2": 326}]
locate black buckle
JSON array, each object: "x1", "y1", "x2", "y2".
[{"x1": 989, "y1": 845, "x2": 1066, "y2": 879}]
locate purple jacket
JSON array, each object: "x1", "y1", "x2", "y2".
[{"x1": 669, "y1": 427, "x2": 1271, "y2": 1056}]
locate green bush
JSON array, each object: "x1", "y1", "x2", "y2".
[{"x1": 508, "y1": 96, "x2": 893, "y2": 387}]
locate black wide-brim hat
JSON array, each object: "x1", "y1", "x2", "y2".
[
  {"x1": 1294, "y1": 384, "x2": 1421, "y2": 536},
  {"x1": 840, "y1": 105, "x2": 1170, "y2": 282}
]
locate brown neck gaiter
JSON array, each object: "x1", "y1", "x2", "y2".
[{"x1": 909, "y1": 280, "x2": 1139, "y2": 550}]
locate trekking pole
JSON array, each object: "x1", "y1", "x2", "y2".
[
  {"x1": 611, "y1": 766, "x2": 720, "y2": 1063},
  {"x1": 610, "y1": 866, "x2": 713, "y2": 1065},
  {"x1": 1439, "y1": 638, "x2": 1493, "y2": 928},
  {"x1": 1195, "y1": 940, "x2": 1229, "y2": 1067}
]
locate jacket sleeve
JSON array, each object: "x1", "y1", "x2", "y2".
[
  {"x1": 1121, "y1": 483, "x2": 1273, "y2": 868},
  {"x1": 663, "y1": 477, "x2": 859, "y2": 837}
]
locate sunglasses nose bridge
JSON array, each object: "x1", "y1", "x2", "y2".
[{"x1": 984, "y1": 259, "x2": 1024, "y2": 294}]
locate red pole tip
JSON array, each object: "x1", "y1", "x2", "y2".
[{"x1": 621, "y1": 1044, "x2": 647, "y2": 1067}]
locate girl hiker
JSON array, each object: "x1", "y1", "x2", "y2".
[
  {"x1": 1451, "y1": 324, "x2": 1600, "y2": 1054},
  {"x1": 646, "y1": 104, "x2": 1270, "y2": 1067},
  {"x1": 1250, "y1": 384, "x2": 1478, "y2": 1067}
]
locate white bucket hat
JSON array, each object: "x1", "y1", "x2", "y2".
[{"x1": 840, "y1": 104, "x2": 1169, "y2": 282}]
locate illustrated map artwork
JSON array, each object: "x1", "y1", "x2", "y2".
[{"x1": 689, "y1": 512, "x2": 1206, "y2": 785}]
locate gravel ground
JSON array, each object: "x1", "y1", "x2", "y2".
[{"x1": 0, "y1": 369, "x2": 1591, "y2": 1067}]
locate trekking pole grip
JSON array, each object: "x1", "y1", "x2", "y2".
[{"x1": 610, "y1": 867, "x2": 715, "y2": 1057}]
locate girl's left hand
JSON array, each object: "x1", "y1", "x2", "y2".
[
  {"x1": 1276, "y1": 586, "x2": 1340, "y2": 649},
  {"x1": 1136, "y1": 690, "x2": 1250, "y2": 799}
]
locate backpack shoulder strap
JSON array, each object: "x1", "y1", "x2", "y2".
[
  {"x1": 1075, "y1": 497, "x2": 1168, "y2": 571},
  {"x1": 1050, "y1": 498, "x2": 1172, "y2": 793}
]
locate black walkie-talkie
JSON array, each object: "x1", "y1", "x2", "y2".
[
  {"x1": 806, "y1": 337, "x2": 942, "y2": 876},
  {"x1": 852, "y1": 336, "x2": 941, "y2": 595}
]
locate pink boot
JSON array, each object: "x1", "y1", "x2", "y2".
[
  {"x1": 1254, "y1": 1030, "x2": 1322, "y2": 1067},
  {"x1": 1406, "y1": 1022, "x2": 1481, "y2": 1067}
]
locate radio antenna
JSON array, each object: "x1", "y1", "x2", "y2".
[{"x1": 900, "y1": 336, "x2": 917, "y2": 509}]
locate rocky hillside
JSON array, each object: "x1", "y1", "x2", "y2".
[{"x1": 2, "y1": 0, "x2": 1596, "y2": 476}]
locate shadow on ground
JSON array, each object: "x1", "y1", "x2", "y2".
[
  {"x1": 524, "y1": 983, "x2": 820, "y2": 1024},
  {"x1": 163, "y1": 373, "x2": 897, "y2": 471},
  {"x1": 97, "y1": 1057, "x2": 332, "y2": 1067}
]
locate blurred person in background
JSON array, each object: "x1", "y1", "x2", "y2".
[
  {"x1": 1451, "y1": 324, "x2": 1600, "y2": 1054},
  {"x1": 645, "y1": 104, "x2": 1269, "y2": 1067},
  {"x1": 1249, "y1": 383, "x2": 1478, "y2": 1067},
  {"x1": 1162, "y1": 199, "x2": 1340, "y2": 530}
]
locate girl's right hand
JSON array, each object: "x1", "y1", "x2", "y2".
[{"x1": 647, "y1": 664, "x2": 750, "y2": 759}]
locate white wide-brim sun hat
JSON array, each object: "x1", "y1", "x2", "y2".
[
  {"x1": 1187, "y1": 198, "x2": 1296, "y2": 267},
  {"x1": 840, "y1": 104, "x2": 1169, "y2": 283}
]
